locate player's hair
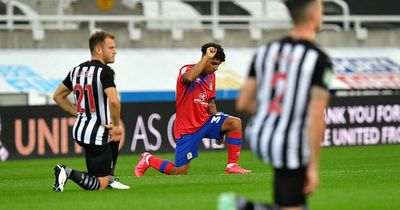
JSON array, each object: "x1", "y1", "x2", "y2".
[
  {"x1": 201, "y1": 42, "x2": 225, "y2": 62},
  {"x1": 285, "y1": 0, "x2": 318, "y2": 24},
  {"x1": 89, "y1": 30, "x2": 115, "y2": 55}
]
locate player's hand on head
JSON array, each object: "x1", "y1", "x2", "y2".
[
  {"x1": 103, "y1": 124, "x2": 123, "y2": 142},
  {"x1": 206, "y1": 47, "x2": 217, "y2": 59}
]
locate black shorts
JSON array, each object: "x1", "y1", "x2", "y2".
[
  {"x1": 80, "y1": 142, "x2": 113, "y2": 177},
  {"x1": 274, "y1": 167, "x2": 306, "y2": 207}
]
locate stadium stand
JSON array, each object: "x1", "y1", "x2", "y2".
[
  {"x1": 344, "y1": 0, "x2": 399, "y2": 15},
  {"x1": 0, "y1": 0, "x2": 399, "y2": 48},
  {"x1": 0, "y1": 1, "x2": 399, "y2": 116}
]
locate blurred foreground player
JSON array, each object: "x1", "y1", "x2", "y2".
[
  {"x1": 219, "y1": 0, "x2": 332, "y2": 209},
  {"x1": 52, "y1": 30, "x2": 129, "y2": 191},
  {"x1": 135, "y1": 43, "x2": 251, "y2": 176}
]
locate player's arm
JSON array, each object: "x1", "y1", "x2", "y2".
[
  {"x1": 304, "y1": 86, "x2": 329, "y2": 195},
  {"x1": 104, "y1": 87, "x2": 122, "y2": 141},
  {"x1": 102, "y1": 69, "x2": 122, "y2": 141},
  {"x1": 53, "y1": 83, "x2": 77, "y2": 116},
  {"x1": 236, "y1": 77, "x2": 257, "y2": 115},
  {"x1": 181, "y1": 47, "x2": 217, "y2": 84},
  {"x1": 207, "y1": 99, "x2": 218, "y2": 115},
  {"x1": 104, "y1": 87, "x2": 120, "y2": 127}
]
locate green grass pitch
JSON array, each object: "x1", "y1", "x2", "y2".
[{"x1": 0, "y1": 145, "x2": 399, "y2": 210}]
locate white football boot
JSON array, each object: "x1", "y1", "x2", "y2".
[
  {"x1": 109, "y1": 177, "x2": 130, "y2": 190},
  {"x1": 53, "y1": 164, "x2": 67, "y2": 192}
]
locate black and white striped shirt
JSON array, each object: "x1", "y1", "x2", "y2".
[
  {"x1": 63, "y1": 60, "x2": 116, "y2": 145},
  {"x1": 246, "y1": 36, "x2": 332, "y2": 169}
]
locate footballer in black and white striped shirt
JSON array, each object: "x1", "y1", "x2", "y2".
[
  {"x1": 52, "y1": 30, "x2": 129, "y2": 192},
  {"x1": 234, "y1": 0, "x2": 333, "y2": 209},
  {"x1": 243, "y1": 36, "x2": 332, "y2": 170}
]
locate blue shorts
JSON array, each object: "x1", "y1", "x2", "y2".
[{"x1": 174, "y1": 113, "x2": 229, "y2": 167}]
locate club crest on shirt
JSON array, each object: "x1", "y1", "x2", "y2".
[
  {"x1": 210, "y1": 83, "x2": 213, "y2": 90},
  {"x1": 187, "y1": 152, "x2": 193, "y2": 160}
]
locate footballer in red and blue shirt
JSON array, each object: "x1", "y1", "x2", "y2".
[
  {"x1": 134, "y1": 43, "x2": 252, "y2": 176},
  {"x1": 174, "y1": 64, "x2": 216, "y2": 139}
]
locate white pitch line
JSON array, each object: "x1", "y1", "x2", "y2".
[{"x1": 320, "y1": 169, "x2": 394, "y2": 174}]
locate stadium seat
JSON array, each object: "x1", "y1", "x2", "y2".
[
  {"x1": 121, "y1": 0, "x2": 140, "y2": 10},
  {"x1": 0, "y1": 0, "x2": 44, "y2": 39},
  {"x1": 0, "y1": 0, "x2": 80, "y2": 39},
  {"x1": 142, "y1": 0, "x2": 202, "y2": 30},
  {"x1": 234, "y1": 0, "x2": 291, "y2": 30},
  {"x1": 0, "y1": 0, "x2": 28, "y2": 25}
]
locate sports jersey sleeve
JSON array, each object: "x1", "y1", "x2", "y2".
[
  {"x1": 312, "y1": 52, "x2": 333, "y2": 90},
  {"x1": 178, "y1": 64, "x2": 193, "y2": 83},
  {"x1": 177, "y1": 67, "x2": 186, "y2": 84},
  {"x1": 101, "y1": 67, "x2": 116, "y2": 89},
  {"x1": 62, "y1": 71, "x2": 73, "y2": 90},
  {"x1": 248, "y1": 54, "x2": 257, "y2": 78}
]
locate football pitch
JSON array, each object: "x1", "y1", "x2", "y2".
[{"x1": 1, "y1": 145, "x2": 399, "y2": 210}]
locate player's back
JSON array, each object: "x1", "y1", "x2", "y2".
[
  {"x1": 247, "y1": 36, "x2": 331, "y2": 169},
  {"x1": 65, "y1": 60, "x2": 116, "y2": 145}
]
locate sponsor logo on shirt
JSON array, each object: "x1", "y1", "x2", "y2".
[{"x1": 194, "y1": 92, "x2": 208, "y2": 106}]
